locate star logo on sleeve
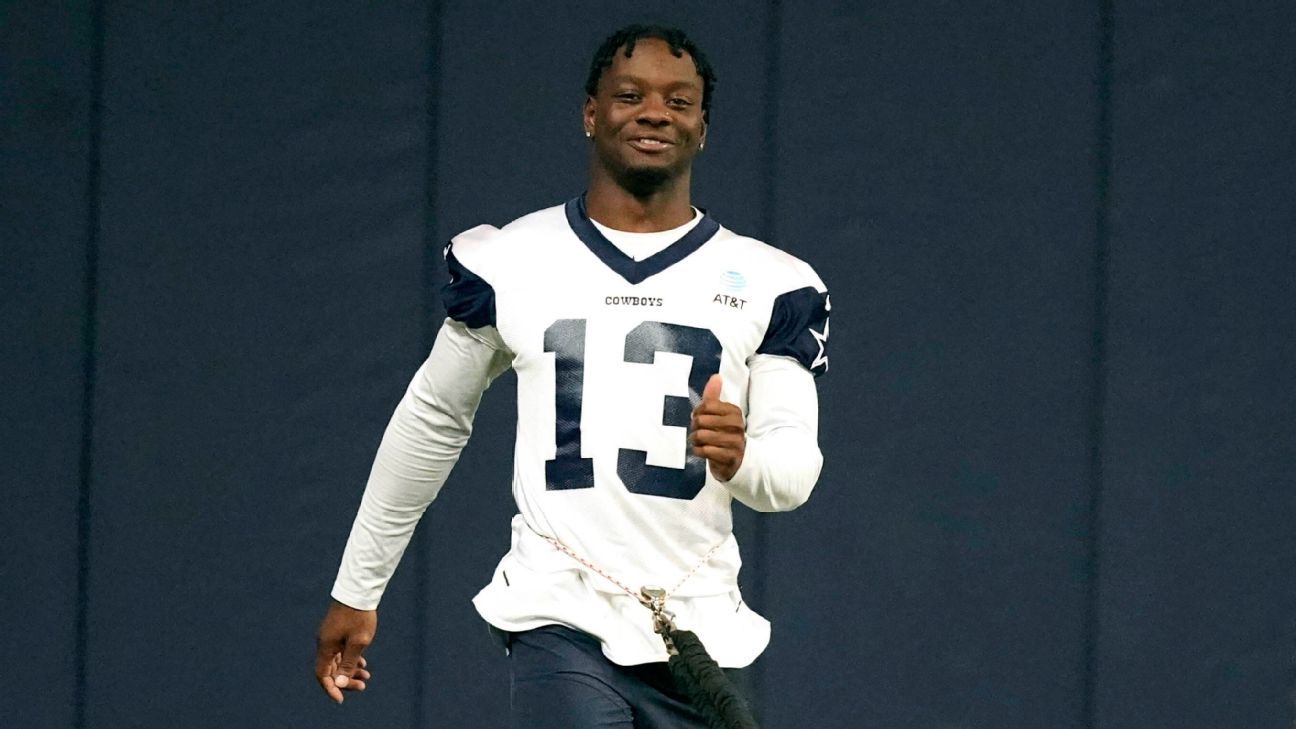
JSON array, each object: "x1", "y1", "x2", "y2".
[
  {"x1": 810, "y1": 318, "x2": 829, "y2": 371},
  {"x1": 810, "y1": 294, "x2": 830, "y2": 371}
]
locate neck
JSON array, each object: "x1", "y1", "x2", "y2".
[{"x1": 585, "y1": 163, "x2": 694, "y2": 232}]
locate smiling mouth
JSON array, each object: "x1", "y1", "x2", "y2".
[{"x1": 628, "y1": 138, "x2": 674, "y2": 152}]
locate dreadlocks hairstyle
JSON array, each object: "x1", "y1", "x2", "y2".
[{"x1": 584, "y1": 24, "x2": 718, "y2": 123}]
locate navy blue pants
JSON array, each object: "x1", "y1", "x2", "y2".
[{"x1": 505, "y1": 625, "x2": 733, "y2": 729}]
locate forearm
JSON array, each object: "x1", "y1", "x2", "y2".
[
  {"x1": 722, "y1": 355, "x2": 823, "y2": 512},
  {"x1": 724, "y1": 428, "x2": 822, "y2": 512},
  {"x1": 331, "y1": 320, "x2": 509, "y2": 609}
]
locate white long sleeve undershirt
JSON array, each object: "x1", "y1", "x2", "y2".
[{"x1": 331, "y1": 321, "x2": 510, "y2": 609}]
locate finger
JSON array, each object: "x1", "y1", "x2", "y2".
[
  {"x1": 315, "y1": 646, "x2": 344, "y2": 702},
  {"x1": 336, "y1": 655, "x2": 373, "y2": 692},
  {"x1": 692, "y1": 437, "x2": 743, "y2": 456},
  {"x1": 692, "y1": 397, "x2": 740, "y2": 418},
  {"x1": 694, "y1": 445, "x2": 742, "y2": 479},
  {"x1": 693, "y1": 443, "x2": 742, "y2": 460},
  {"x1": 692, "y1": 441, "x2": 743, "y2": 459},
  {"x1": 318, "y1": 677, "x2": 344, "y2": 703},
  {"x1": 701, "y1": 374, "x2": 723, "y2": 403},
  {"x1": 691, "y1": 413, "x2": 744, "y2": 431},
  {"x1": 692, "y1": 429, "x2": 745, "y2": 449},
  {"x1": 317, "y1": 669, "x2": 344, "y2": 703},
  {"x1": 334, "y1": 638, "x2": 369, "y2": 687}
]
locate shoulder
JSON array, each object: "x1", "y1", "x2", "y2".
[
  {"x1": 445, "y1": 203, "x2": 567, "y2": 271},
  {"x1": 713, "y1": 227, "x2": 828, "y2": 297},
  {"x1": 444, "y1": 223, "x2": 499, "y2": 266},
  {"x1": 441, "y1": 203, "x2": 570, "y2": 329},
  {"x1": 712, "y1": 228, "x2": 831, "y2": 376}
]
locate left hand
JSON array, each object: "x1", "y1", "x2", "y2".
[
  {"x1": 691, "y1": 374, "x2": 746, "y2": 481},
  {"x1": 314, "y1": 600, "x2": 377, "y2": 704}
]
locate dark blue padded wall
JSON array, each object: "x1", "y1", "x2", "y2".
[
  {"x1": 3, "y1": 2, "x2": 1293, "y2": 728},
  {"x1": 764, "y1": 2, "x2": 1101, "y2": 726},
  {"x1": 422, "y1": 4, "x2": 773, "y2": 726},
  {"x1": 85, "y1": 3, "x2": 428, "y2": 726},
  {"x1": 1098, "y1": 2, "x2": 1296, "y2": 727},
  {"x1": 0, "y1": 3, "x2": 93, "y2": 727}
]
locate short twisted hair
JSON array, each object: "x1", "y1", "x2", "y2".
[{"x1": 584, "y1": 24, "x2": 717, "y2": 123}]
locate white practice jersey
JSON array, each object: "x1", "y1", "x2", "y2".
[{"x1": 334, "y1": 196, "x2": 830, "y2": 667}]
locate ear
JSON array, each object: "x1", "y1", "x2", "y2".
[
  {"x1": 582, "y1": 96, "x2": 596, "y2": 138},
  {"x1": 699, "y1": 120, "x2": 708, "y2": 149}
]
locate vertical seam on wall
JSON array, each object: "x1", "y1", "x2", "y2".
[
  {"x1": 753, "y1": 0, "x2": 783, "y2": 719},
  {"x1": 76, "y1": 0, "x2": 106, "y2": 726},
  {"x1": 1082, "y1": 1, "x2": 1114, "y2": 728},
  {"x1": 760, "y1": 0, "x2": 781, "y2": 241},
  {"x1": 415, "y1": 0, "x2": 444, "y2": 726}
]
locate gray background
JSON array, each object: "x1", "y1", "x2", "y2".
[{"x1": 2, "y1": 0, "x2": 1292, "y2": 727}]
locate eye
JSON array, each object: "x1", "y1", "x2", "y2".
[
  {"x1": 615, "y1": 91, "x2": 641, "y2": 103},
  {"x1": 668, "y1": 97, "x2": 694, "y2": 109}
]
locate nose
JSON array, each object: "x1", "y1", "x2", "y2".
[{"x1": 636, "y1": 95, "x2": 672, "y2": 127}]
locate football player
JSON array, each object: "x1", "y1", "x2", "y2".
[{"x1": 315, "y1": 23, "x2": 830, "y2": 728}]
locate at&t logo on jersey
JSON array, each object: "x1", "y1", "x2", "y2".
[
  {"x1": 712, "y1": 293, "x2": 747, "y2": 309},
  {"x1": 713, "y1": 270, "x2": 749, "y2": 309}
]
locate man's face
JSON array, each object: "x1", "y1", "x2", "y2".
[{"x1": 584, "y1": 38, "x2": 707, "y2": 189}]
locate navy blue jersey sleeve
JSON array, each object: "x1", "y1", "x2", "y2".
[
  {"x1": 756, "y1": 286, "x2": 830, "y2": 376},
  {"x1": 441, "y1": 243, "x2": 496, "y2": 328}
]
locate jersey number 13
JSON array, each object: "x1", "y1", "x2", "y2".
[{"x1": 543, "y1": 319, "x2": 721, "y2": 501}]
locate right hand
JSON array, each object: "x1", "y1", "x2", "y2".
[
  {"x1": 314, "y1": 599, "x2": 378, "y2": 704},
  {"x1": 691, "y1": 374, "x2": 746, "y2": 482}
]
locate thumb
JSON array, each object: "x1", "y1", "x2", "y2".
[
  {"x1": 334, "y1": 640, "x2": 366, "y2": 688},
  {"x1": 702, "y1": 374, "x2": 723, "y2": 403}
]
